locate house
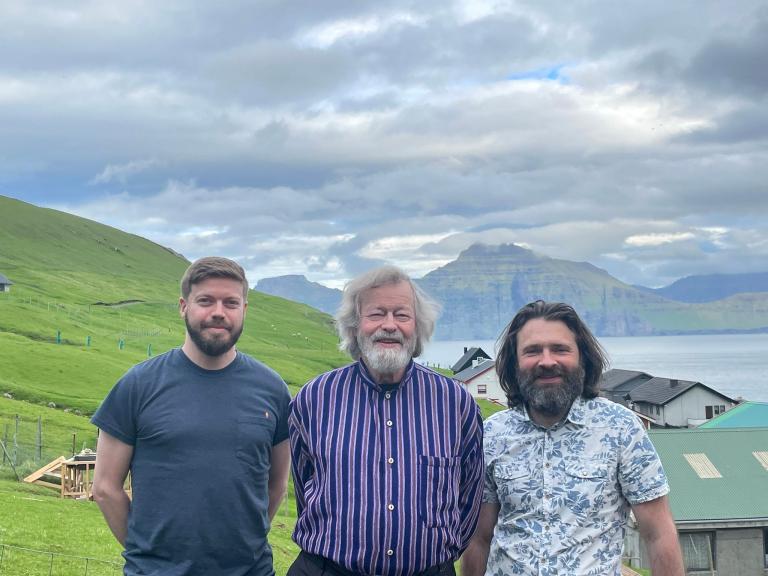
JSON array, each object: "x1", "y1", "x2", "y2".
[
  {"x1": 698, "y1": 401, "x2": 768, "y2": 429},
  {"x1": 454, "y1": 359, "x2": 506, "y2": 403},
  {"x1": 451, "y1": 346, "x2": 492, "y2": 374},
  {"x1": 627, "y1": 377, "x2": 737, "y2": 427},
  {"x1": 0, "y1": 273, "x2": 13, "y2": 293},
  {"x1": 599, "y1": 368, "x2": 653, "y2": 406},
  {"x1": 626, "y1": 428, "x2": 768, "y2": 575}
]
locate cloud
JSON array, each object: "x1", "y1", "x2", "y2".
[
  {"x1": 90, "y1": 158, "x2": 159, "y2": 185},
  {"x1": 2, "y1": 0, "x2": 766, "y2": 291}
]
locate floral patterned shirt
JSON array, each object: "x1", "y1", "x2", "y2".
[{"x1": 482, "y1": 397, "x2": 669, "y2": 576}]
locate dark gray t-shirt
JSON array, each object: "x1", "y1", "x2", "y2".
[{"x1": 92, "y1": 348, "x2": 290, "y2": 576}]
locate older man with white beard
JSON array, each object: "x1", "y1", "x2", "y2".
[{"x1": 288, "y1": 265, "x2": 484, "y2": 576}]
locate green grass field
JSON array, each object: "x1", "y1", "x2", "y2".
[{"x1": 0, "y1": 196, "x2": 516, "y2": 575}]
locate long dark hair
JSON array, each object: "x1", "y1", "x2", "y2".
[{"x1": 495, "y1": 300, "x2": 607, "y2": 408}]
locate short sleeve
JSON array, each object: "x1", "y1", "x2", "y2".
[
  {"x1": 482, "y1": 418, "x2": 501, "y2": 504},
  {"x1": 618, "y1": 414, "x2": 669, "y2": 505},
  {"x1": 273, "y1": 381, "x2": 291, "y2": 445},
  {"x1": 90, "y1": 368, "x2": 140, "y2": 446}
]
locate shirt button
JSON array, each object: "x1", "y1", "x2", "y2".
[
  {"x1": 544, "y1": 462, "x2": 551, "y2": 468},
  {"x1": 388, "y1": 503, "x2": 395, "y2": 511},
  {"x1": 388, "y1": 457, "x2": 394, "y2": 464},
  {"x1": 386, "y1": 549, "x2": 394, "y2": 556},
  {"x1": 385, "y1": 392, "x2": 391, "y2": 399},
  {"x1": 386, "y1": 420, "x2": 393, "y2": 427}
]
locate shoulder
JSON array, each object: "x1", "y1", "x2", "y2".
[
  {"x1": 413, "y1": 363, "x2": 472, "y2": 396},
  {"x1": 121, "y1": 348, "x2": 180, "y2": 382},
  {"x1": 583, "y1": 397, "x2": 646, "y2": 430},
  {"x1": 483, "y1": 408, "x2": 521, "y2": 435},
  {"x1": 294, "y1": 362, "x2": 357, "y2": 400},
  {"x1": 237, "y1": 352, "x2": 284, "y2": 383},
  {"x1": 236, "y1": 352, "x2": 290, "y2": 395}
]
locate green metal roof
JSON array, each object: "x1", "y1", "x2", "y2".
[
  {"x1": 698, "y1": 401, "x2": 768, "y2": 429},
  {"x1": 649, "y1": 427, "x2": 768, "y2": 522}
]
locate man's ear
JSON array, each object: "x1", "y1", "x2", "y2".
[{"x1": 179, "y1": 297, "x2": 187, "y2": 317}]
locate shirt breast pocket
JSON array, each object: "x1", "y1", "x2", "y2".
[
  {"x1": 235, "y1": 416, "x2": 274, "y2": 473},
  {"x1": 563, "y1": 459, "x2": 611, "y2": 518},
  {"x1": 417, "y1": 455, "x2": 460, "y2": 528},
  {"x1": 492, "y1": 463, "x2": 532, "y2": 515}
]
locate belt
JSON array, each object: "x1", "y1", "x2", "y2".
[{"x1": 300, "y1": 551, "x2": 454, "y2": 576}]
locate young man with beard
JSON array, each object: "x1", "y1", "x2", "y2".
[
  {"x1": 288, "y1": 265, "x2": 483, "y2": 576},
  {"x1": 91, "y1": 257, "x2": 291, "y2": 576},
  {"x1": 462, "y1": 301, "x2": 684, "y2": 576}
]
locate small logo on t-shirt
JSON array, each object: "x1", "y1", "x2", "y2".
[{"x1": 265, "y1": 411, "x2": 270, "y2": 419}]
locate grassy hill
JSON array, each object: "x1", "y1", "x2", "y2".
[
  {"x1": 0, "y1": 195, "x2": 350, "y2": 412},
  {"x1": 0, "y1": 195, "x2": 508, "y2": 575}
]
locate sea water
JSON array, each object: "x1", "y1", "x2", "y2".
[{"x1": 419, "y1": 333, "x2": 768, "y2": 403}]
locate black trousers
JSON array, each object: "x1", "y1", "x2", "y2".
[{"x1": 287, "y1": 551, "x2": 456, "y2": 576}]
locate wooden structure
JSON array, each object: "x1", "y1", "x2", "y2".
[{"x1": 23, "y1": 451, "x2": 131, "y2": 499}]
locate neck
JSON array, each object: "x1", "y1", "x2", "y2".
[
  {"x1": 362, "y1": 359, "x2": 408, "y2": 386},
  {"x1": 181, "y1": 338, "x2": 237, "y2": 370}
]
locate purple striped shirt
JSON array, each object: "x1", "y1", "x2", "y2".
[{"x1": 289, "y1": 360, "x2": 483, "y2": 576}]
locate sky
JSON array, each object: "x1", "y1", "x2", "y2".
[{"x1": 1, "y1": 1, "x2": 767, "y2": 289}]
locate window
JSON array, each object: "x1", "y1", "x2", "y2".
[
  {"x1": 706, "y1": 405, "x2": 727, "y2": 419},
  {"x1": 477, "y1": 384, "x2": 487, "y2": 395},
  {"x1": 680, "y1": 532, "x2": 715, "y2": 572},
  {"x1": 764, "y1": 528, "x2": 768, "y2": 568},
  {"x1": 655, "y1": 405, "x2": 660, "y2": 415}
]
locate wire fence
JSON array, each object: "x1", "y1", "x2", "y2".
[
  {"x1": 0, "y1": 543, "x2": 121, "y2": 576},
  {"x1": 0, "y1": 412, "x2": 98, "y2": 479}
]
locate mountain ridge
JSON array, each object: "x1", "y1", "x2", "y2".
[{"x1": 256, "y1": 243, "x2": 768, "y2": 338}]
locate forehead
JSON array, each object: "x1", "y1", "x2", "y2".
[
  {"x1": 516, "y1": 318, "x2": 577, "y2": 349},
  {"x1": 359, "y1": 281, "x2": 415, "y2": 311},
  {"x1": 189, "y1": 277, "x2": 245, "y2": 298}
]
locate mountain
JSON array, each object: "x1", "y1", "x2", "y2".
[
  {"x1": 650, "y1": 272, "x2": 768, "y2": 303},
  {"x1": 0, "y1": 195, "x2": 348, "y2": 410},
  {"x1": 255, "y1": 243, "x2": 768, "y2": 338},
  {"x1": 255, "y1": 274, "x2": 342, "y2": 315}
]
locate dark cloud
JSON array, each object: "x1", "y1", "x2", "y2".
[{"x1": 2, "y1": 0, "x2": 766, "y2": 289}]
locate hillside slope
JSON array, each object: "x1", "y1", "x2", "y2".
[{"x1": 0, "y1": 195, "x2": 349, "y2": 412}]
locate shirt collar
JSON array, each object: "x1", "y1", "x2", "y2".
[
  {"x1": 516, "y1": 396, "x2": 589, "y2": 428},
  {"x1": 358, "y1": 358, "x2": 415, "y2": 391}
]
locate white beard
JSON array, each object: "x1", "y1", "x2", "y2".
[{"x1": 358, "y1": 329, "x2": 415, "y2": 378}]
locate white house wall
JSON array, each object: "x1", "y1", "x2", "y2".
[
  {"x1": 664, "y1": 387, "x2": 736, "y2": 427},
  {"x1": 463, "y1": 370, "x2": 506, "y2": 404}
]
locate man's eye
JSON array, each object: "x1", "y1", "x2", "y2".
[
  {"x1": 225, "y1": 301, "x2": 240, "y2": 308},
  {"x1": 367, "y1": 313, "x2": 384, "y2": 319},
  {"x1": 395, "y1": 314, "x2": 411, "y2": 321}
]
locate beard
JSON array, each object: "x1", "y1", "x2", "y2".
[
  {"x1": 184, "y1": 315, "x2": 243, "y2": 358},
  {"x1": 358, "y1": 329, "x2": 416, "y2": 381},
  {"x1": 517, "y1": 363, "x2": 585, "y2": 418}
]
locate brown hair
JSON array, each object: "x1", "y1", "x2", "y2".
[
  {"x1": 180, "y1": 257, "x2": 249, "y2": 300},
  {"x1": 495, "y1": 300, "x2": 607, "y2": 408}
]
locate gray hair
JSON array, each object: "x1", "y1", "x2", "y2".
[{"x1": 336, "y1": 265, "x2": 440, "y2": 360}]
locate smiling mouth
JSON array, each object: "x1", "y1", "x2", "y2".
[{"x1": 374, "y1": 338, "x2": 402, "y2": 346}]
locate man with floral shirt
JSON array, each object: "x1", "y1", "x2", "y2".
[{"x1": 462, "y1": 301, "x2": 684, "y2": 576}]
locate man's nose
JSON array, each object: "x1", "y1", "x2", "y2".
[
  {"x1": 381, "y1": 312, "x2": 397, "y2": 331},
  {"x1": 539, "y1": 349, "x2": 557, "y2": 367}
]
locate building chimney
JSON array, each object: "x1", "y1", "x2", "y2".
[
  {"x1": 464, "y1": 347, "x2": 468, "y2": 353},
  {"x1": 670, "y1": 379, "x2": 679, "y2": 387}
]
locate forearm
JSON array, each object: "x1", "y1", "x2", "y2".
[
  {"x1": 94, "y1": 488, "x2": 131, "y2": 546},
  {"x1": 647, "y1": 537, "x2": 685, "y2": 576},
  {"x1": 267, "y1": 483, "x2": 287, "y2": 521},
  {"x1": 461, "y1": 538, "x2": 491, "y2": 576}
]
